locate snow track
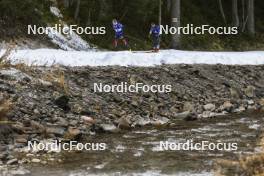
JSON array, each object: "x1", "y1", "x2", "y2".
[{"x1": 2, "y1": 49, "x2": 264, "y2": 67}]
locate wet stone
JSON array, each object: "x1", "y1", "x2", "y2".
[{"x1": 6, "y1": 158, "x2": 18, "y2": 165}]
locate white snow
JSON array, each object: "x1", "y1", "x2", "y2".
[
  {"x1": 47, "y1": 24, "x2": 95, "y2": 51},
  {"x1": 50, "y1": 6, "x2": 63, "y2": 18},
  {"x1": 48, "y1": 6, "x2": 95, "y2": 51},
  {"x1": 3, "y1": 49, "x2": 264, "y2": 67}
]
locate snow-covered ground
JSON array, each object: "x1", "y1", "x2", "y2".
[
  {"x1": 1, "y1": 49, "x2": 264, "y2": 67},
  {"x1": 47, "y1": 24, "x2": 95, "y2": 51},
  {"x1": 48, "y1": 6, "x2": 95, "y2": 51}
]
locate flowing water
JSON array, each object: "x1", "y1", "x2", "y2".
[{"x1": 28, "y1": 111, "x2": 263, "y2": 176}]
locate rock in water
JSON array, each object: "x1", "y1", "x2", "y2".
[
  {"x1": 100, "y1": 124, "x2": 119, "y2": 133},
  {"x1": 221, "y1": 101, "x2": 233, "y2": 112},
  {"x1": 117, "y1": 117, "x2": 131, "y2": 130},
  {"x1": 184, "y1": 112, "x2": 198, "y2": 121},
  {"x1": 6, "y1": 158, "x2": 18, "y2": 165},
  {"x1": 9, "y1": 167, "x2": 31, "y2": 175},
  {"x1": 151, "y1": 117, "x2": 170, "y2": 127},
  {"x1": 31, "y1": 158, "x2": 41, "y2": 163},
  {"x1": 247, "y1": 100, "x2": 255, "y2": 105},
  {"x1": 175, "y1": 111, "x2": 191, "y2": 120},
  {"x1": 132, "y1": 116, "x2": 151, "y2": 127},
  {"x1": 234, "y1": 106, "x2": 246, "y2": 113}
]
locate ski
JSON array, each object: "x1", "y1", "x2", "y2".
[{"x1": 131, "y1": 50, "x2": 159, "y2": 53}]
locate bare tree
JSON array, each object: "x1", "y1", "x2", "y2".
[
  {"x1": 99, "y1": 0, "x2": 110, "y2": 19},
  {"x1": 247, "y1": 0, "x2": 255, "y2": 35},
  {"x1": 64, "y1": 0, "x2": 70, "y2": 8},
  {"x1": 167, "y1": 0, "x2": 171, "y2": 11},
  {"x1": 159, "y1": 0, "x2": 162, "y2": 25},
  {"x1": 86, "y1": 10, "x2": 91, "y2": 26},
  {"x1": 171, "y1": 0, "x2": 180, "y2": 49},
  {"x1": 232, "y1": 0, "x2": 239, "y2": 27},
  {"x1": 218, "y1": 0, "x2": 227, "y2": 24},
  {"x1": 74, "y1": 0, "x2": 81, "y2": 20},
  {"x1": 241, "y1": 0, "x2": 248, "y2": 32}
]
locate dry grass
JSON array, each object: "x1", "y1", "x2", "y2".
[
  {"x1": 0, "y1": 45, "x2": 14, "y2": 69},
  {"x1": 1, "y1": 45, "x2": 69, "y2": 95},
  {"x1": 0, "y1": 45, "x2": 13, "y2": 61},
  {"x1": 0, "y1": 44, "x2": 36, "y2": 73},
  {"x1": 42, "y1": 70, "x2": 69, "y2": 94},
  {"x1": 0, "y1": 44, "x2": 69, "y2": 94},
  {"x1": 13, "y1": 62, "x2": 35, "y2": 73},
  {"x1": 215, "y1": 135, "x2": 264, "y2": 176}
]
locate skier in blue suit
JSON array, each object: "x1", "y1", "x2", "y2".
[
  {"x1": 112, "y1": 19, "x2": 128, "y2": 49},
  {"x1": 149, "y1": 22, "x2": 161, "y2": 52}
]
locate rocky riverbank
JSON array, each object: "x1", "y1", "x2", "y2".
[{"x1": 1, "y1": 64, "x2": 264, "y2": 175}]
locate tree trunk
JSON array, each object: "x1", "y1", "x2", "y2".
[
  {"x1": 232, "y1": 0, "x2": 239, "y2": 27},
  {"x1": 86, "y1": 10, "x2": 91, "y2": 26},
  {"x1": 167, "y1": 0, "x2": 171, "y2": 11},
  {"x1": 74, "y1": 0, "x2": 81, "y2": 21},
  {"x1": 100, "y1": 0, "x2": 109, "y2": 19},
  {"x1": 159, "y1": 0, "x2": 162, "y2": 25},
  {"x1": 247, "y1": 0, "x2": 255, "y2": 35},
  {"x1": 64, "y1": 0, "x2": 70, "y2": 8},
  {"x1": 218, "y1": 0, "x2": 227, "y2": 24},
  {"x1": 241, "y1": 0, "x2": 247, "y2": 32},
  {"x1": 171, "y1": 0, "x2": 181, "y2": 49},
  {"x1": 70, "y1": 0, "x2": 75, "y2": 6}
]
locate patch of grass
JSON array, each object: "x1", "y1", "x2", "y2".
[
  {"x1": 43, "y1": 69, "x2": 69, "y2": 94},
  {"x1": 13, "y1": 62, "x2": 37, "y2": 75},
  {"x1": 0, "y1": 45, "x2": 38, "y2": 76},
  {"x1": 0, "y1": 45, "x2": 14, "y2": 68}
]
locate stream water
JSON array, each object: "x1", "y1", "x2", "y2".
[{"x1": 28, "y1": 111, "x2": 263, "y2": 176}]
